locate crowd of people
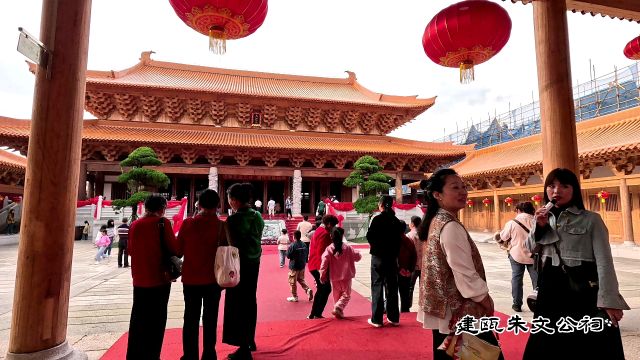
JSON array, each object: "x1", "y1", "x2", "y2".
[{"x1": 115, "y1": 166, "x2": 628, "y2": 359}]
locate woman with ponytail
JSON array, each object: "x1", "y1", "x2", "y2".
[
  {"x1": 366, "y1": 195, "x2": 405, "y2": 327},
  {"x1": 416, "y1": 169, "x2": 502, "y2": 359}
]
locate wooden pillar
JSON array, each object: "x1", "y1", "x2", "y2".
[
  {"x1": 8, "y1": 0, "x2": 92, "y2": 357},
  {"x1": 87, "y1": 175, "x2": 95, "y2": 199},
  {"x1": 171, "y1": 175, "x2": 177, "y2": 199},
  {"x1": 493, "y1": 190, "x2": 500, "y2": 231},
  {"x1": 263, "y1": 181, "x2": 268, "y2": 213},
  {"x1": 395, "y1": 173, "x2": 403, "y2": 203},
  {"x1": 189, "y1": 177, "x2": 195, "y2": 215},
  {"x1": 77, "y1": 162, "x2": 87, "y2": 200},
  {"x1": 95, "y1": 172, "x2": 104, "y2": 197},
  {"x1": 619, "y1": 178, "x2": 635, "y2": 246},
  {"x1": 533, "y1": 0, "x2": 579, "y2": 177}
]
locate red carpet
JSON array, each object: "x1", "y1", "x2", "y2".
[{"x1": 101, "y1": 246, "x2": 528, "y2": 359}]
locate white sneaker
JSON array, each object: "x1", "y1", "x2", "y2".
[
  {"x1": 367, "y1": 319, "x2": 383, "y2": 328},
  {"x1": 287, "y1": 296, "x2": 299, "y2": 302},
  {"x1": 94, "y1": 261, "x2": 100, "y2": 265},
  {"x1": 306, "y1": 288, "x2": 314, "y2": 302},
  {"x1": 386, "y1": 320, "x2": 400, "y2": 327}
]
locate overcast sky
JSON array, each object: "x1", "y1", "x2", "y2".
[{"x1": 0, "y1": 1, "x2": 638, "y2": 141}]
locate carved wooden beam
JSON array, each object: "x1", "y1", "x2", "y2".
[
  {"x1": 210, "y1": 101, "x2": 226, "y2": 125},
  {"x1": 85, "y1": 91, "x2": 115, "y2": 119},
  {"x1": 181, "y1": 149, "x2": 198, "y2": 165},
  {"x1": 187, "y1": 99, "x2": 207, "y2": 124},
  {"x1": 236, "y1": 103, "x2": 252, "y2": 127},
  {"x1": 342, "y1": 110, "x2": 359, "y2": 132},
  {"x1": 324, "y1": 109, "x2": 341, "y2": 129},
  {"x1": 235, "y1": 150, "x2": 251, "y2": 166},
  {"x1": 487, "y1": 176, "x2": 504, "y2": 189},
  {"x1": 113, "y1": 93, "x2": 138, "y2": 120},
  {"x1": 305, "y1": 108, "x2": 322, "y2": 130},
  {"x1": 285, "y1": 106, "x2": 303, "y2": 129},
  {"x1": 264, "y1": 151, "x2": 279, "y2": 167},
  {"x1": 606, "y1": 158, "x2": 636, "y2": 176},
  {"x1": 311, "y1": 153, "x2": 327, "y2": 168},
  {"x1": 262, "y1": 104, "x2": 278, "y2": 128},
  {"x1": 391, "y1": 157, "x2": 408, "y2": 172},
  {"x1": 165, "y1": 97, "x2": 185, "y2": 122},
  {"x1": 100, "y1": 144, "x2": 120, "y2": 162},
  {"x1": 290, "y1": 153, "x2": 306, "y2": 168},
  {"x1": 206, "y1": 149, "x2": 222, "y2": 165},
  {"x1": 154, "y1": 147, "x2": 173, "y2": 163},
  {"x1": 331, "y1": 155, "x2": 348, "y2": 170},
  {"x1": 359, "y1": 112, "x2": 377, "y2": 134},
  {"x1": 141, "y1": 95, "x2": 163, "y2": 122}
]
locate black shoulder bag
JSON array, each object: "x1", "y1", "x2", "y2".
[{"x1": 159, "y1": 218, "x2": 182, "y2": 282}]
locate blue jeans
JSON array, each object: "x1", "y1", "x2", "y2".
[
  {"x1": 509, "y1": 254, "x2": 538, "y2": 307},
  {"x1": 279, "y1": 250, "x2": 286, "y2": 267}
]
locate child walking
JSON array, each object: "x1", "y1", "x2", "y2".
[
  {"x1": 319, "y1": 227, "x2": 361, "y2": 319},
  {"x1": 94, "y1": 227, "x2": 110, "y2": 264},
  {"x1": 286, "y1": 230, "x2": 313, "y2": 302},
  {"x1": 277, "y1": 229, "x2": 290, "y2": 268}
]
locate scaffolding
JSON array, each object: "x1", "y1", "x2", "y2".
[{"x1": 434, "y1": 62, "x2": 640, "y2": 149}]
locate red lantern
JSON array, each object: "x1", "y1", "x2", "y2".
[
  {"x1": 531, "y1": 194, "x2": 542, "y2": 206},
  {"x1": 624, "y1": 35, "x2": 640, "y2": 60},
  {"x1": 504, "y1": 196, "x2": 513, "y2": 207},
  {"x1": 466, "y1": 199, "x2": 474, "y2": 208},
  {"x1": 422, "y1": 0, "x2": 512, "y2": 83},
  {"x1": 482, "y1": 198, "x2": 491, "y2": 207},
  {"x1": 169, "y1": 0, "x2": 268, "y2": 54},
  {"x1": 597, "y1": 191, "x2": 610, "y2": 204}
]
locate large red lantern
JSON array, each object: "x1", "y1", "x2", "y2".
[
  {"x1": 422, "y1": 0, "x2": 512, "y2": 83},
  {"x1": 624, "y1": 36, "x2": 640, "y2": 60},
  {"x1": 169, "y1": 0, "x2": 268, "y2": 54},
  {"x1": 482, "y1": 198, "x2": 492, "y2": 207}
]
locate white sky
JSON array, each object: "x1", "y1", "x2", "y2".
[{"x1": 0, "y1": 0, "x2": 638, "y2": 141}]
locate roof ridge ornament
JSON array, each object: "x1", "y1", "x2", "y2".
[
  {"x1": 345, "y1": 71, "x2": 357, "y2": 83},
  {"x1": 140, "y1": 51, "x2": 155, "y2": 64}
]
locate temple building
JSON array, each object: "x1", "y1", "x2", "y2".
[
  {"x1": 411, "y1": 107, "x2": 640, "y2": 246},
  {"x1": 0, "y1": 51, "x2": 469, "y2": 215}
]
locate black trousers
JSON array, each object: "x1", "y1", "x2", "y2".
[
  {"x1": 127, "y1": 284, "x2": 171, "y2": 360},
  {"x1": 432, "y1": 330, "x2": 503, "y2": 360},
  {"x1": 398, "y1": 274, "x2": 412, "y2": 312},
  {"x1": 182, "y1": 283, "x2": 222, "y2": 360},
  {"x1": 309, "y1": 269, "x2": 332, "y2": 317},
  {"x1": 371, "y1": 255, "x2": 399, "y2": 324},
  {"x1": 408, "y1": 269, "x2": 421, "y2": 308},
  {"x1": 223, "y1": 259, "x2": 260, "y2": 348},
  {"x1": 118, "y1": 241, "x2": 129, "y2": 267}
]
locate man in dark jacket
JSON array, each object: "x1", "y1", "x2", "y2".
[{"x1": 366, "y1": 195, "x2": 404, "y2": 327}]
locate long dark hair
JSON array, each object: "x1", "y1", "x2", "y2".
[
  {"x1": 417, "y1": 168, "x2": 459, "y2": 240},
  {"x1": 227, "y1": 183, "x2": 254, "y2": 206},
  {"x1": 379, "y1": 195, "x2": 395, "y2": 215},
  {"x1": 543, "y1": 168, "x2": 585, "y2": 210},
  {"x1": 331, "y1": 227, "x2": 345, "y2": 255}
]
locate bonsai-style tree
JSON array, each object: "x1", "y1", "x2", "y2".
[
  {"x1": 343, "y1": 155, "x2": 393, "y2": 215},
  {"x1": 112, "y1": 147, "x2": 170, "y2": 220}
]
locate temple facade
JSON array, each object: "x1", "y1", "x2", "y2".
[
  {"x1": 454, "y1": 107, "x2": 640, "y2": 246},
  {"x1": 0, "y1": 52, "x2": 470, "y2": 215}
]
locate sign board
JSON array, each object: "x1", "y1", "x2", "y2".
[{"x1": 17, "y1": 27, "x2": 48, "y2": 67}]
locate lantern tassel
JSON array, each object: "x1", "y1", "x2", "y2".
[
  {"x1": 209, "y1": 27, "x2": 227, "y2": 55},
  {"x1": 460, "y1": 61, "x2": 475, "y2": 84}
]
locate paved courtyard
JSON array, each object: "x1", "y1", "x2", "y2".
[{"x1": 0, "y1": 235, "x2": 639, "y2": 359}]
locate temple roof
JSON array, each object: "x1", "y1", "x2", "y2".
[
  {"x1": 0, "y1": 147, "x2": 26, "y2": 172},
  {"x1": 503, "y1": 0, "x2": 640, "y2": 22},
  {"x1": 81, "y1": 52, "x2": 435, "y2": 110},
  {"x1": 452, "y1": 107, "x2": 640, "y2": 177},
  {"x1": 0, "y1": 117, "x2": 470, "y2": 158}
]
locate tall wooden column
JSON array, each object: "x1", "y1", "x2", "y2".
[
  {"x1": 533, "y1": 0, "x2": 579, "y2": 177},
  {"x1": 8, "y1": 0, "x2": 92, "y2": 358},
  {"x1": 619, "y1": 178, "x2": 635, "y2": 246},
  {"x1": 77, "y1": 162, "x2": 87, "y2": 200},
  {"x1": 493, "y1": 190, "x2": 500, "y2": 231},
  {"x1": 395, "y1": 173, "x2": 403, "y2": 203}
]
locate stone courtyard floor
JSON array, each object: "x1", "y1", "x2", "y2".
[{"x1": 0, "y1": 235, "x2": 639, "y2": 359}]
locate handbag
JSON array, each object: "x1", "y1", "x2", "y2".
[
  {"x1": 439, "y1": 333, "x2": 501, "y2": 360},
  {"x1": 553, "y1": 243, "x2": 598, "y2": 293},
  {"x1": 158, "y1": 218, "x2": 182, "y2": 282},
  {"x1": 215, "y1": 221, "x2": 240, "y2": 288}
]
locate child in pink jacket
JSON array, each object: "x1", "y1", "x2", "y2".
[
  {"x1": 94, "y1": 227, "x2": 111, "y2": 264},
  {"x1": 319, "y1": 227, "x2": 362, "y2": 319}
]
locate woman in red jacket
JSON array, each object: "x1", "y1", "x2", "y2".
[
  {"x1": 307, "y1": 214, "x2": 338, "y2": 319},
  {"x1": 126, "y1": 195, "x2": 180, "y2": 360},
  {"x1": 178, "y1": 189, "x2": 226, "y2": 360}
]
